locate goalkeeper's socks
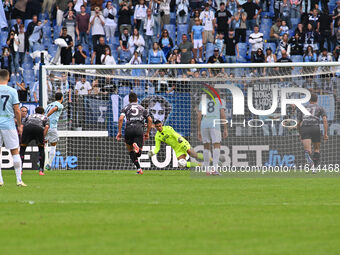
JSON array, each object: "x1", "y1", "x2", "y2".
[
  {"x1": 312, "y1": 152, "x2": 320, "y2": 166},
  {"x1": 186, "y1": 161, "x2": 200, "y2": 168},
  {"x1": 48, "y1": 146, "x2": 56, "y2": 166},
  {"x1": 197, "y1": 153, "x2": 204, "y2": 160},
  {"x1": 129, "y1": 151, "x2": 141, "y2": 169}
]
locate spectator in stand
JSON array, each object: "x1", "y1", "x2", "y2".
[
  {"x1": 269, "y1": 18, "x2": 281, "y2": 44},
  {"x1": 28, "y1": 20, "x2": 47, "y2": 52},
  {"x1": 118, "y1": 1, "x2": 133, "y2": 34},
  {"x1": 0, "y1": 47, "x2": 12, "y2": 76},
  {"x1": 74, "y1": 0, "x2": 87, "y2": 14},
  {"x1": 148, "y1": 42, "x2": 167, "y2": 64},
  {"x1": 279, "y1": 0, "x2": 291, "y2": 28},
  {"x1": 233, "y1": 11, "x2": 247, "y2": 43},
  {"x1": 178, "y1": 34, "x2": 193, "y2": 64},
  {"x1": 12, "y1": 0, "x2": 26, "y2": 20},
  {"x1": 7, "y1": 31, "x2": 19, "y2": 76},
  {"x1": 101, "y1": 46, "x2": 117, "y2": 65},
  {"x1": 90, "y1": 0, "x2": 104, "y2": 12},
  {"x1": 237, "y1": 0, "x2": 261, "y2": 30},
  {"x1": 265, "y1": 47, "x2": 277, "y2": 63},
  {"x1": 249, "y1": 25, "x2": 263, "y2": 61},
  {"x1": 134, "y1": 0, "x2": 148, "y2": 31},
  {"x1": 89, "y1": 6, "x2": 105, "y2": 48},
  {"x1": 26, "y1": 15, "x2": 38, "y2": 51},
  {"x1": 60, "y1": 27, "x2": 73, "y2": 65},
  {"x1": 252, "y1": 48, "x2": 265, "y2": 63},
  {"x1": 11, "y1": 18, "x2": 23, "y2": 35},
  {"x1": 295, "y1": 23, "x2": 304, "y2": 36},
  {"x1": 214, "y1": 32, "x2": 225, "y2": 56},
  {"x1": 150, "y1": 0, "x2": 161, "y2": 38},
  {"x1": 302, "y1": 23, "x2": 319, "y2": 51},
  {"x1": 16, "y1": 81, "x2": 28, "y2": 102},
  {"x1": 308, "y1": 8, "x2": 320, "y2": 31},
  {"x1": 200, "y1": 3, "x2": 215, "y2": 46},
  {"x1": 118, "y1": 28, "x2": 131, "y2": 55},
  {"x1": 56, "y1": 0, "x2": 68, "y2": 26},
  {"x1": 128, "y1": 28, "x2": 145, "y2": 55},
  {"x1": 159, "y1": 29, "x2": 174, "y2": 58},
  {"x1": 290, "y1": 0, "x2": 301, "y2": 19},
  {"x1": 276, "y1": 49, "x2": 292, "y2": 62},
  {"x1": 63, "y1": 10, "x2": 77, "y2": 44},
  {"x1": 159, "y1": 0, "x2": 171, "y2": 30},
  {"x1": 215, "y1": 2, "x2": 232, "y2": 38},
  {"x1": 75, "y1": 76, "x2": 92, "y2": 96},
  {"x1": 143, "y1": 8, "x2": 156, "y2": 51},
  {"x1": 224, "y1": 29, "x2": 239, "y2": 63},
  {"x1": 72, "y1": 44, "x2": 87, "y2": 64},
  {"x1": 336, "y1": 19, "x2": 340, "y2": 46},
  {"x1": 318, "y1": 9, "x2": 333, "y2": 52},
  {"x1": 333, "y1": 1, "x2": 340, "y2": 31},
  {"x1": 227, "y1": 0, "x2": 238, "y2": 15},
  {"x1": 168, "y1": 48, "x2": 181, "y2": 64},
  {"x1": 278, "y1": 33, "x2": 290, "y2": 56},
  {"x1": 207, "y1": 47, "x2": 225, "y2": 77},
  {"x1": 129, "y1": 51, "x2": 143, "y2": 80},
  {"x1": 279, "y1": 20, "x2": 289, "y2": 37},
  {"x1": 17, "y1": 24, "x2": 25, "y2": 67},
  {"x1": 318, "y1": 48, "x2": 333, "y2": 62},
  {"x1": 3, "y1": 0, "x2": 12, "y2": 22},
  {"x1": 189, "y1": 9, "x2": 201, "y2": 36},
  {"x1": 189, "y1": 0, "x2": 203, "y2": 10},
  {"x1": 76, "y1": 5, "x2": 90, "y2": 44},
  {"x1": 303, "y1": 45, "x2": 317, "y2": 62},
  {"x1": 103, "y1": 1, "x2": 117, "y2": 42},
  {"x1": 176, "y1": 0, "x2": 189, "y2": 25},
  {"x1": 273, "y1": 0, "x2": 281, "y2": 20},
  {"x1": 288, "y1": 32, "x2": 304, "y2": 55},
  {"x1": 91, "y1": 36, "x2": 109, "y2": 64},
  {"x1": 191, "y1": 18, "x2": 204, "y2": 62},
  {"x1": 64, "y1": 1, "x2": 76, "y2": 19}
]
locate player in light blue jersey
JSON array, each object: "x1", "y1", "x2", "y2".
[
  {"x1": 45, "y1": 92, "x2": 64, "y2": 170},
  {"x1": 197, "y1": 95, "x2": 228, "y2": 174},
  {"x1": 0, "y1": 69, "x2": 26, "y2": 186}
]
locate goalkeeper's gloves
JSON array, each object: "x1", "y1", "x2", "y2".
[
  {"x1": 148, "y1": 151, "x2": 155, "y2": 157},
  {"x1": 177, "y1": 137, "x2": 183, "y2": 143}
]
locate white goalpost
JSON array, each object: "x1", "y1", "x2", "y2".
[{"x1": 40, "y1": 62, "x2": 340, "y2": 170}]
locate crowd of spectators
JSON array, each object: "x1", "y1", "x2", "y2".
[{"x1": 0, "y1": 0, "x2": 339, "y2": 101}]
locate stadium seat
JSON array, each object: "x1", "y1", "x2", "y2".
[
  {"x1": 0, "y1": 31, "x2": 8, "y2": 47},
  {"x1": 205, "y1": 43, "x2": 214, "y2": 60},
  {"x1": 118, "y1": 86, "x2": 131, "y2": 95},
  {"x1": 48, "y1": 44, "x2": 58, "y2": 55},
  {"x1": 238, "y1": 43, "x2": 248, "y2": 59},
  {"x1": 132, "y1": 86, "x2": 145, "y2": 96},
  {"x1": 290, "y1": 18, "x2": 300, "y2": 31},
  {"x1": 24, "y1": 19, "x2": 32, "y2": 30},
  {"x1": 261, "y1": 18, "x2": 272, "y2": 27},
  {"x1": 164, "y1": 24, "x2": 176, "y2": 45},
  {"x1": 291, "y1": 55, "x2": 303, "y2": 62},
  {"x1": 10, "y1": 19, "x2": 17, "y2": 26},
  {"x1": 177, "y1": 24, "x2": 188, "y2": 46},
  {"x1": 170, "y1": 12, "x2": 176, "y2": 24},
  {"x1": 264, "y1": 42, "x2": 276, "y2": 53},
  {"x1": 33, "y1": 43, "x2": 45, "y2": 52}
]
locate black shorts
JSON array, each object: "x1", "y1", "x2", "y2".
[
  {"x1": 21, "y1": 125, "x2": 44, "y2": 146},
  {"x1": 300, "y1": 125, "x2": 321, "y2": 143},
  {"x1": 124, "y1": 127, "x2": 144, "y2": 147}
]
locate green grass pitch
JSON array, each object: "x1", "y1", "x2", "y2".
[{"x1": 0, "y1": 170, "x2": 339, "y2": 255}]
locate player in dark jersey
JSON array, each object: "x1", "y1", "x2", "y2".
[
  {"x1": 298, "y1": 93, "x2": 328, "y2": 167},
  {"x1": 116, "y1": 92, "x2": 152, "y2": 175},
  {"x1": 20, "y1": 106, "x2": 50, "y2": 175}
]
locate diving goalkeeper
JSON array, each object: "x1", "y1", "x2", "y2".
[{"x1": 148, "y1": 120, "x2": 203, "y2": 168}]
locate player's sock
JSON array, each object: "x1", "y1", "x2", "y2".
[
  {"x1": 186, "y1": 161, "x2": 200, "y2": 168},
  {"x1": 48, "y1": 146, "x2": 56, "y2": 166},
  {"x1": 38, "y1": 146, "x2": 45, "y2": 171},
  {"x1": 313, "y1": 152, "x2": 320, "y2": 166},
  {"x1": 13, "y1": 154, "x2": 22, "y2": 183},
  {"x1": 203, "y1": 149, "x2": 210, "y2": 167},
  {"x1": 304, "y1": 150, "x2": 314, "y2": 165},
  {"x1": 129, "y1": 151, "x2": 141, "y2": 169},
  {"x1": 213, "y1": 148, "x2": 220, "y2": 167}
]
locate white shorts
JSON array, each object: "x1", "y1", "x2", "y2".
[
  {"x1": 46, "y1": 129, "x2": 59, "y2": 143},
  {"x1": 0, "y1": 129, "x2": 19, "y2": 150},
  {"x1": 193, "y1": 39, "x2": 203, "y2": 49},
  {"x1": 201, "y1": 128, "x2": 221, "y2": 144}
]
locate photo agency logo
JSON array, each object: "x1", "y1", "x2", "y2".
[{"x1": 201, "y1": 84, "x2": 312, "y2": 128}]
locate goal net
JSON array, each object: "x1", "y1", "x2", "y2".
[{"x1": 41, "y1": 62, "x2": 340, "y2": 171}]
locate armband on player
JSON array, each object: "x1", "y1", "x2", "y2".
[
  {"x1": 148, "y1": 151, "x2": 155, "y2": 157},
  {"x1": 178, "y1": 137, "x2": 183, "y2": 143}
]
